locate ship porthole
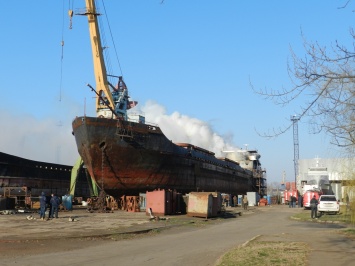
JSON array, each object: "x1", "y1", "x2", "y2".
[{"x1": 99, "y1": 141, "x2": 106, "y2": 150}]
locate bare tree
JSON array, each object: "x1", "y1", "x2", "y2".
[{"x1": 254, "y1": 30, "x2": 355, "y2": 149}]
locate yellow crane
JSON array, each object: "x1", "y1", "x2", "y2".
[{"x1": 71, "y1": 0, "x2": 132, "y2": 120}]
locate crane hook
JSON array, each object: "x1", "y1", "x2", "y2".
[{"x1": 68, "y1": 9, "x2": 74, "y2": 29}]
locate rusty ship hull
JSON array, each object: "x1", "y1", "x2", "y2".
[{"x1": 72, "y1": 116, "x2": 258, "y2": 197}]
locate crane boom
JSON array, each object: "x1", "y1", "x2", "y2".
[
  {"x1": 73, "y1": 0, "x2": 137, "y2": 120},
  {"x1": 85, "y1": 0, "x2": 115, "y2": 117}
]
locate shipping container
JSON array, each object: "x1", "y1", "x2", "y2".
[
  {"x1": 187, "y1": 192, "x2": 213, "y2": 218},
  {"x1": 247, "y1": 192, "x2": 260, "y2": 206}
]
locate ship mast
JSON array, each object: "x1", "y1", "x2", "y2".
[{"x1": 84, "y1": 0, "x2": 116, "y2": 118}]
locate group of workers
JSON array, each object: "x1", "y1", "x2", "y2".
[{"x1": 39, "y1": 192, "x2": 61, "y2": 220}]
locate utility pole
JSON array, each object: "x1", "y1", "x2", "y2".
[
  {"x1": 291, "y1": 115, "x2": 300, "y2": 190},
  {"x1": 281, "y1": 170, "x2": 286, "y2": 185}
]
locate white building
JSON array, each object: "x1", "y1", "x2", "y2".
[{"x1": 298, "y1": 157, "x2": 355, "y2": 202}]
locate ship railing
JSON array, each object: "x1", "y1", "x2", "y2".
[
  {"x1": 125, "y1": 116, "x2": 160, "y2": 128},
  {"x1": 143, "y1": 121, "x2": 159, "y2": 127}
]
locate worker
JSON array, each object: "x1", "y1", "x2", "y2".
[
  {"x1": 289, "y1": 194, "x2": 293, "y2": 208},
  {"x1": 291, "y1": 195, "x2": 296, "y2": 208},
  {"x1": 50, "y1": 193, "x2": 61, "y2": 219},
  {"x1": 298, "y1": 195, "x2": 303, "y2": 208},
  {"x1": 243, "y1": 195, "x2": 248, "y2": 210},
  {"x1": 39, "y1": 192, "x2": 47, "y2": 221},
  {"x1": 310, "y1": 195, "x2": 318, "y2": 219},
  {"x1": 233, "y1": 195, "x2": 237, "y2": 207}
]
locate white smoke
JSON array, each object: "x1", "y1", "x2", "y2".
[
  {"x1": 140, "y1": 100, "x2": 238, "y2": 157},
  {"x1": 0, "y1": 110, "x2": 79, "y2": 165}
]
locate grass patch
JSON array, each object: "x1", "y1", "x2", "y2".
[
  {"x1": 167, "y1": 217, "x2": 209, "y2": 227},
  {"x1": 344, "y1": 228, "x2": 355, "y2": 234},
  {"x1": 292, "y1": 206, "x2": 352, "y2": 223},
  {"x1": 338, "y1": 228, "x2": 355, "y2": 239},
  {"x1": 216, "y1": 240, "x2": 308, "y2": 266}
]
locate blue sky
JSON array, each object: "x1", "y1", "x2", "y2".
[{"x1": 0, "y1": 1, "x2": 352, "y2": 184}]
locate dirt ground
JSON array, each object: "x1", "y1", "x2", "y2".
[
  {"x1": 0, "y1": 206, "x2": 233, "y2": 259},
  {"x1": 1, "y1": 205, "x2": 354, "y2": 264}
]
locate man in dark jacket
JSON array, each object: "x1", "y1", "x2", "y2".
[
  {"x1": 291, "y1": 196, "x2": 296, "y2": 208},
  {"x1": 298, "y1": 195, "x2": 303, "y2": 208},
  {"x1": 310, "y1": 195, "x2": 318, "y2": 219},
  {"x1": 50, "y1": 194, "x2": 60, "y2": 219},
  {"x1": 39, "y1": 192, "x2": 47, "y2": 220}
]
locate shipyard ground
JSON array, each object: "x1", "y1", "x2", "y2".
[{"x1": 1, "y1": 205, "x2": 354, "y2": 266}]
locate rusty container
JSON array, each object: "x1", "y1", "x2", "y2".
[
  {"x1": 146, "y1": 189, "x2": 173, "y2": 216},
  {"x1": 286, "y1": 182, "x2": 296, "y2": 191},
  {"x1": 187, "y1": 192, "x2": 213, "y2": 218},
  {"x1": 290, "y1": 182, "x2": 296, "y2": 191}
]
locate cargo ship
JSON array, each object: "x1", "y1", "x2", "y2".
[{"x1": 72, "y1": 0, "x2": 266, "y2": 197}]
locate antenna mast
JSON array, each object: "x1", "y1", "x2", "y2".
[{"x1": 291, "y1": 115, "x2": 300, "y2": 189}]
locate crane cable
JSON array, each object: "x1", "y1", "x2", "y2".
[
  {"x1": 101, "y1": 1, "x2": 124, "y2": 78},
  {"x1": 59, "y1": 0, "x2": 66, "y2": 102},
  {"x1": 59, "y1": 0, "x2": 75, "y2": 102}
]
